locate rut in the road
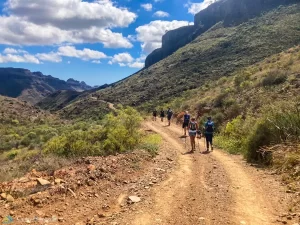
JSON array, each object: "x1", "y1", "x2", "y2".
[{"x1": 131, "y1": 121, "x2": 286, "y2": 225}]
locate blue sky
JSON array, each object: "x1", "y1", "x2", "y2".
[{"x1": 0, "y1": 0, "x2": 216, "y2": 86}]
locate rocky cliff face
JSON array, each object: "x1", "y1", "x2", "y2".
[
  {"x1": 145, "y1": 0, "x2": 297, "y2": 68},
  {"x1": 145, "y1": 25, "x2": 194, "y2": 67},
  {"x1": 0, "y1": 68, "x2": 93, "y2": 104}
]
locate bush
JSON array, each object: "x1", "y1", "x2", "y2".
[
  {"x1": 11, "y1": 119, "x2": 19, "y2": 125},
  {"x1": 261, "y1": 69, "x2": 287, "y2": 86},
  {"x1": 44, "y1": 107, "x2": 143, "y2": 157},
  {"x1": 140, "y1": 134, "x2": 162, "y2": 157},
  {"x1": 213, "y1": 93, "x2": 227, "y2": 108},
  {"x1": 217, "y1": 102, "x2": 300, "y2": 163}
]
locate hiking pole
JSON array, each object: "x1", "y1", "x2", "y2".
[{"x1": 203, "y1": 134, "x2": 206, "y2": 152}]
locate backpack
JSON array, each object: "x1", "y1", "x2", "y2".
[
  {"x1": 206, "y1": 121, "x2": 214, "y2": 133},
  {"x1": 167, "y1": 110, "x2": 173, "y2": 117},
  {"x1": 190, "y1": 122, "x2": 197, "y2": 131},
  {"x1": 184, "y1": 114, "x2": 190, "y2": 122}
]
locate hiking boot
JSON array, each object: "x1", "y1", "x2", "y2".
[{"x1": 211, "y1": 146, "x2": 214, "y2": 151}]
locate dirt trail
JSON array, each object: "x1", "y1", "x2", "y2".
[
  {"x1": 0, "y1": 120, "x2": 293, "y2": 225},
  {"x1": 130, "y1": 121, "x2": 289, "y2": 225}
]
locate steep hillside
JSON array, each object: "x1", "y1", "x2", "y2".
[
  {"x1": 36, "y1": 90, "x2": 82, "y2": 111},
  {"x1": 161, "y1": 46, "x2": 300, "y2": 211},
  {"x1": 0, "y1": 95, "x2": 56, "y2": 124},
  {"x1": 0, "y1": 68, "x2": 93, "y2": 104},
  {"x1": 37, "y1": 83, "x2": 112, "y2": 112},
  {"x1": 93, "y1": 4, "x2": 300, "y2": 107},
  {"x1": 164, "y1": 45, "x2": 300, "y2": 124},
  {"x1": 145, "y1": 0, "x2": 298, "y2": 67}
]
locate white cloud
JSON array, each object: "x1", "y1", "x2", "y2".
[
  {"x1": 128, "y1": 62, "x2": 144, "y2": 68},
  {"x1": 136, "y1": 20, "x2": 191, "y2": 53},
  {"x1": 0, "y1": 53, "x2": 40, "y2": 64},
  {"x1": 3, "y1": 48, "x2": 27, "y2": 54},
  {"x1": 58, "y1": 46, "x2": 108, "y2": 61},
  {"x1": 67, "y1": 61, "x2": 71, "y2": 64},
  {"x1": 141, "y1": 3, "x2": 153, "y2": 11},
  {"x1": 109, "y1": 52, "x2": 134, "y2": 64},
  {"x1": 0, "y1": 16, "x2": 132, "y2": 48},
  {"x1": 108, "y1": 52, "x2": 145, "y2": 69},
  {"x1": 5, "y1": 0, "x2": 137, "y2": 29},
  {"x1": 92, "y1": 60, "x2": 101, "y2": 64},
  {"x1": 154, "y1": 0, "x2": 163, "y2": 2},
  {"x1": 0, "y1": 0, "x2": 136, "y2": 48},
  {"x1": 187, "y1": 0, "x2": 220, "y2": 15},
  {"x1": 36, "y1": 52, "x2": 62, "y2": 63},
  {"x1": 153, "y1": 11, "x2": 169, "y2": 18},
  {"x1": 75, "y1": 27, "x2": 132, "y2": 48}
]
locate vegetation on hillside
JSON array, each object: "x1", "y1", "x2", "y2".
[
  {"x1": 0, "y1": 100, "x2": 160, "y2": 182},
  {"x1": 90, "y1": 4, "x2": 300, "y2": 108},
  {"x1": 147, "y1": 46, "x2": 300, "y2": 181}
]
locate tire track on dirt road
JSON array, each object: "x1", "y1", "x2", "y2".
[
  {"x1": 162, "y1": 123, "x2": 287, "y2": 225},
  {"x1": 132, "y1": 122, "x2": 235, "y2": 225}
]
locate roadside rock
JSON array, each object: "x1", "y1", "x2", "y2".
[
  {"x1": 0, "y1": 193, "x2": 7, "y2": 200},
  {"x1": 6, "y1": 194, "x2": 14, "y2": 202},
  {"x1": 87, "y1": 164, "x2": 96, "y2": 171},
  {"x1": 128, "y1": 196, "x2": 141, "y2": 203},
  {"x1": 37, "y1": 178, "x2": 51, "y2": 186},
  {"x1": 54, "y1": 178, "x2": 63, "y2": 184}
]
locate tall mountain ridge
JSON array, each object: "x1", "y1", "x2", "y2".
[
  {"x1": 0, "y1": 68, "x2": 93, "y2": 104},
  {"x1": 145, "y1": 0, "x2": 299, "y2": 67},
  {"x1": 37, "y1": 0, "x2": 300, "y2": 114}
]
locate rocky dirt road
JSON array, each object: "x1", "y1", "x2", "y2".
[
  {"x1": 0, "y1": 120, "x2": 298, "y2": 225},
  {"x1": 117, "y1": 121, "x2": 297, "y2": 225}
]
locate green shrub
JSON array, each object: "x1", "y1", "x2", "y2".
[
  {"x1": 11, "y1": 119, "x2": 19, "y2": 125},
  {"x1": 217, "y1": 102, "x2": 300, "y2": 162},
  {"x1": 140, "y1": 134, "x2": 162, "y2": 157},
  {"x1": 44, "y1": 107, "x2": 143, "y2": 157},
  {"x1": 213, "y1": 93, "x2": 227, "y2": 108},
  {"x1": 217, "y1": 77, "x2": 228, "y2": 85},
  {"x1": 226, "y1": 103, "x2": 241, "y2": 120},
  {"x1": 261, "y1": 69, "x2": 287, "y2": 86}
]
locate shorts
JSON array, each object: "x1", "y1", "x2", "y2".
[
  {"x1": 167, "y1": 116, "x2": 172, "y2": 120},
  {"x1": 182, "y1": 121, "x2": 189, "y2": 128},
  {"x1": 205, "y1": 134, "x2": 213, "y2": 142},
  {"x1": 153, "y1": 113, "x2": 157, "y2": 117},
  {"x1": 189, "y1": 130, "x2": 197, "y2": 137}
]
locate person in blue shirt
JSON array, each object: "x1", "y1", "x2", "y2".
[
  {"x1": 182, "y1": 111, "x2": 190, "y2": 136},
  {"x1": 204, "y1": 116, "x2": 215, "y2": 152}
]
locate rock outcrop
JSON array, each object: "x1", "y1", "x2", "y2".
[{"x1": 145, "y1": 0, "x2": 297, "y2": 68}]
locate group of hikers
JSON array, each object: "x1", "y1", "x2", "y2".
[{"x1": 152, "y1": 109, "x2": 214, "y2": 153}]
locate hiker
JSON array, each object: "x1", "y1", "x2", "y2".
[
  {"x1": 167, "y1": 108, "x2": 173, "y2": 126},
  {"x1": 204, "y1": 116, "x2": 215, "y2": 152},
  {"x1": 152, "y1": 109, "x2": 157, "y2": 121},
  {"x1": 160, "y1": 109, "x2": 165, "y2": 122},
  {"x1": 189, "y1": 117, "x2": 198, "y2": 152},
  {"x1": 182, "y1": 111, "x2": 190, "y2": 136}
]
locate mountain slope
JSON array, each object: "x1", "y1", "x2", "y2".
[
  {"x1": 93, "y1": 3, "x2": 300, "y2": 107},
  {"x1": 145, "y1": 0, "x2": 298, "y2": 68},
  {"x1": 0, "y1": 68, "x2": 93, "y2": 104}
]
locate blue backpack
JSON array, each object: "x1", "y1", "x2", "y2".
[
  {"x1": 184, "y1": 114, "x2": 190, "y2": 122},
  {"x1": 206, "y1": 121, "x2": 214, "y2": 133}
]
